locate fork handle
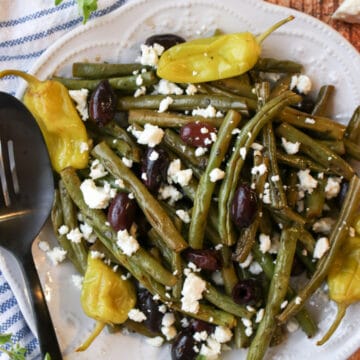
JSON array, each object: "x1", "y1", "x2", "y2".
[{"x1": 22, "y1": 251, "x2": 63, "y2": 360}]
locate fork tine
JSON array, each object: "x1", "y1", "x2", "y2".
[
  {"x1": 0, "y1": 139, "x2": 11, "y2": 206},
  {"x1": 7, "y1": 140, "x2": 20, "y2": 194}
]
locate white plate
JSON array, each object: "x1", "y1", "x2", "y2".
[{"x1": 8, "y1": 0, "x2": 360, "y2": 358}]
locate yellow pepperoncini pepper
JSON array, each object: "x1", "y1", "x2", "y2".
[
  {"x1": 0, "y1": 70, "x2": 89, "y2": 172},
  {"x1": 157, "y1": 16, "x2": 294, "y2": 83},
  {"x1": 77, "y1": 255, "x2": 136, "y2": 351},
  {"x1": 317, "y1": 219, "x2": 360, "y2": 345}
]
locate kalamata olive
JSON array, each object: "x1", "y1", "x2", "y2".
[
  {"x1": 89, "y1": 79, "x2": 117, "y2": 127},
  {"x1": 171, "y1": 330, "x2": 197, "y2": 360},
  {"x1": 231, "y1": 279, "x2": 263, "y2": 306},
  {"x1": 141, "y1": 147, "x2": 169, "y2": 192},
  {"x1": 145, "y1": 33, "x2": 186, "y2": 51},
  {"x1": 180, "y1": 122, "x2": 217, "y2": 148},
  {"x1": 183, "y1": 248, "x2": 222, "y2": 271},
  {"x1": 190, "y1": 319, "x2": 214, "y2": 334},
  {"x1": 137, "y1": 288, "x2": 163, "y2": 333},
  {"x1": 107, "y1": 192, "x2": 137, "y2": 231},
  {"x1": 230, "y1": 183, "x2": 258, "y2": 229}
]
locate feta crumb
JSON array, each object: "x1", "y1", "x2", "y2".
[
  {"x1": 115, "y1": 178, "x2": 125, "y2": 188},
  {"x1": 194, "y1": 331, "x2": 209, "y2": 342},
  {"x1": 181, "y1": 273, "x2": 207, "y2": 313},
  {"x1": 128, "y1": 309, "x2": 147, "y2": 322},
  {"x1": 249, "y1": 261, "x2": 263, "y2": 275},
  {"x1": 281, "y1": 137, "x2": 300, "y2": 155},
  {"x1": 90, "y1": 250, "x2": 105, "y2": 259},
  {"x1": 262, "y1": 188, "x2": 271, "y2": 204},
  {"x1": 66, "y1": 228, "x2": 83, "y2": 243},
  {"x1": 195, "y1": 147, "x2": 208, "y2": 157},
  {"x1": 136, "y1": 75, "x2": 143, "y2": 86},
  {"x1": 251, "y1": 163, "x2": 267, "y2": 176},
  {"x1": 251, "y1": 142, "x2": 264, "y2": 151},
  {"x1": 155, "y1": 79, "x2": 183, "y2": 95},
  {"x1": 158, "y1": 96, "x2": 174, "y2": 113},
  {"x1": 209, "y1": 168, "x2": 225, "y2": 182},
  {"x1": 80, "y1": 179, "x2": 115, "y2": 209},
  {"x1": 138, "y1": 43, "x2": 164, "y2": 67},
  {"x1": 149, "y1": 150, "x2": 159, "y2": 161},
  {"x1": 232, "y1": 128, "x2": 241, "y2": 135},
  {"x1": 349, "y1": 227, "x2": 355, "y2": 237},
  {"x1": 240, "y1": 253, "x2": 253, "y2": 268},
  {"x1": 241, "y1": 318, "x2": 252, "y2": 328},
  {"x1": 167, "y1": 159, "x2": 193, "y2": 186},
  {"x1": 192, "y1": 105, "x2": 218, "y2": 118},
  {"x1": 211, "y1": 271, "x2": 224, "y2": 286},
  {"x1": 116, "y1": 229, "x2": 140, "y2": 256},
  {"x1": 122, "y1": 157, "x2": 133, "y2": 168},
  {"x1": 58, "y1": 225, "x2": 69, "y2": 236},
  {"x1": 176, "y1": 209, "x2": 191, "y2": 223},
  {"x1": 287, "y1": 318, "x2": 300, "y2": 333},
  {"x1": 295, "y1": 296, "x2": 302, "y2": 305},
  {"x1": 271, "y1": 175, "x2": 280, "y2": 182},
  {"x1": 47, "y1": 247, "x2": 67, "y2": 265},
  {"x1": 181, "y1": 318, "x2": 190, "y2": 328},
  {"x1": 134, "y1": 86, "x2": 146, "y2": 98},
  {"x1": 79, "y1": 141, "x2": 89, "y2": 154},
  {"x1": 305, "y1": 117, "x2": 316, "y2": 124},
  {"x1": 153, "y1": 294, "x2": 160, "y2": 301},
  {"x1": 259, "y1": 233, "x2": 271, "y2": 254},
  {"x1": 297, "y1": 169, "x2": 318, "y2": 194},
  {"x1": 200, "y1": 337, "x2": 221, "y2": 358},
  {"x1": 213, "y1": 326, "x2": 232, "y2": 343},
  {"x1": 80, "y1": 222, "x2": 96, "y2": 243},
  {"x1": 239, "y1": 147, "x2": 247, "y2": 160},
  {"x1": 245, "y1": 326, "x2": 253, "y2": 337},
  {"x1": 69, "y1": 88, "x2": 89, "y2": 121},
  {"x1": 158, "y1": 304, "x2": 167, "y2": 314},
  {"x1": 158, "y1": 185, "x2": 183, "y2": 205},
  {"x1": 162, "y1": 325, "x2": 177, "y2": 340},
  {"x1": 312, "y1": 217, "x2": 336, "y2": 234},
  {"x1": 313, "y1": 237, "x2": 330, "y2": 259},
  {"x1": 71, "y1": 274, "x2": 83, "y2": 289},
  {"x1": 131, "y1": 123, "x2": 164, "y2": 147},
  {"x1": 214, "y1": 244, "x2": 223, "y2": 251},
  {"x1": 38, "y1": 240, "x2": 50, "y2": 253},
  {"x1": 280, "y1": 300, "x2": 288, "y2": 309},
  {"x1": 255, "y1": 308, "x2": 265, "y2": 323},
  {"x1": 146, "y1": 336, "x2": 164, "y2": 347},
  {"x1": 324, "y1": 177, "x2": 342, "y2": 199},
  {"x1": 89, "y1": 159, "x2": 108, "y2": 179},
  {"x1": 290, "y1": 74, "x2": 312, "y2": 95},
  {"x1": 186, "y1": 84, "x2": 198, "y2": 95},
  {"x1": 162, "y1": 313, "x2": 176, "y2": 327}
]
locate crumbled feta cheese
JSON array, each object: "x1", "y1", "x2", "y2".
[
  {"x1": 71, "y1": 274, "x2": 83, "y2": 290},
  {"x1": 211, "y1": 271, "x2": 224, "y2": 286},
  {"x1": 232, "y1": 128, "x2": 241, "y2": 135},
  {"x1": 297, "y1": 169, "x2": 318, "y2": 194},
  {"x1": 262, "y1": 188, "x2": 271, "y2": 204},
  {"x1": 245, "y1": 327, "x2": 253, "y2": 337},
  {"x1": 287, "y1": 318, "x2": 300, "y2": 333},
  {"x1": 188, "y1": 262, "x2": 201, "y2": 273},
  {"x1": 89, "y1": 159, "x2": 108, "y2": 179},
  {"x1": 249, "y1": 261, "x2": 263, "y2": 275},
  {"x1": 167, "y1": 159, "x2": 193, "y2": 186},
  {"x1": 239, "y1": 147, "x2": 247, "y2": 160},
  {"x1": 155, "y1": 79, "x2": 183, "y2": 95},
  {"x1": 162, "y1": 313, "x2": 176, "y2": 327},
  {"x1": 240, "y1": 254, "x2": 253, "y2": 268},
  {"x1": 66, "y1": 228, "x2": 83, "y2": 243},
  {"x1": 138, "y1": 43, "x2": 164, "y2": 67},
  {"x1": 200, "y1": 337, "x2": 221, "y2": 359},
  {"x1": 255, "y1": 308, "x2": 265, "y2": 323},
  {"x1": 280, "y1": 300, "x2": 288, "y2": 309},
  {"x1": 192, "y1": 105, "x2": 218, "y2": 118},
  {"x1": 158, "y1": 185, "x2": 183, "y2": 205},
  {"x1": 69, "y1": 88, "x2": 89, "y2": 121},
  {"x1": 325, "y1": 177, "x2": 342, "y2": 199},
  {"x1": 290, "y1": 74, "x2": 312, "y2": 95},
  {"x1": 162, "y1": 325, "x2": 177, "y2": 341},
  {"x1": 115, "y1": 178, "x2": 125, "y2": 188},
  {"x1": 295, "y1": 296, "x2": 302, "y2": 305},
  {"x1": 259, "y1": 233, "x2": 271, "y2": 254},
  {"x1": 241, "y1": 318, "x2": 252, "y2": 328},
  {"x1": 349, "y1": 227, "x2": 355, "y2": 237},
  {"x1": 90, "y1": 250, "x2": 105, "y2": 259},
  {"x1": 181, "y1": 318, "x2": 190, "y2": 328},
  {"x1": 47, "y1": 247, "x2": 67, "y2": 265},
  {"x1": 313, "y1": 237, "x2": 330, "y2": 259},
  {"x1": 305, "y1": 117, "x2": 316, "y2": 124},
  {"x1": 186, "y1": 84, "x2": 198, "y2": 95},
  {"x1": 209, "y1": 168, "x2": 225, "y2": 182},
  {"x1": 181, "y1": 273, "x2": 207, "y2": 313},
  {"x1": 195, "y1": 147, "x2": 208, "y2": 157},
  {"x1": 79, "y1": 141, "x2": 89, "y2": 154},
  {"x1": 158, "y1": 96, "x2": 174, "y2": 113},
  {"x1": 38, "y1": 240, "x2": 50, "y2": 252},
  {"x1": 122, "y1": 157, "x2": 133, "y2": 168},
  {"x1": 332, "y1": 0, "x2": 360, "y2": 23},
  {"x1": 271, "y1": 175, "x2": 280, "y2": 182},
  {"x1": 131, "y1": 123, "x2": 164, "y2": 147},
  {"x1": 80, "y1": 222, "x2": 96, "y2": 243},
  {"x1": 58, "y1": 225, "x2": 69, "y2": 235},
  {"x1": 158, "y1": 304, "x2": 167, "y2": 314},
  {"x1": 194, "y1": 331, "x2": 208, "y2": 342},
  {"x1": 281, "y1": 137, "x2": 300, "y2": 154},
  {"x1": 117, "y1": 229, "x2": 140, "y2": 256},
  {"x1": 312, "y1": 217, "x2": 336, "y2": 234},
  {"x1": 149, "y1": 150, "x2": 159, "y2": 161},
  {"x1": 213, "y1": 326, "x2": 232, "y2": 343},
  {"x1": 136, "y1": 75, "x2": 143, "y2": 86},
  {"x1": 80, "y1": 179, "x2": 115, "y2": 209},
  {"x1": 134, "y1": 86, "x2": 146, "y2": 98},
  {"x1": 251, "y1": 142, "x2": 264, "y2": 151},
  {"x1": 146, "y1": 336, "x2": 164, "y2": 347},
  {"x1": 176, "y1": 209, "x2": 191, "y2": 223},
  {"x1": 251, "y1": 164, "x2": 267, "y2": 176},
  {"x1": 128, "y1": 309, "x2": 147, "y2": 322}
]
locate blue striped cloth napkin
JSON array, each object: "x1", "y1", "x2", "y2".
[{"x1": 0, "y1": 1, "x2": 128, "y2": 358}]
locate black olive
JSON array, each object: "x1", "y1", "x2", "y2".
[
  {"x1": 183, "y1": 248, "x2": 222, "y2": 271},
  {"x1": 232, "y1": 279, "x2": 263, "y2": 306},
  {"x1": 137, "y1": 288, "x2": 163, "y2": 333},
  {"x1": 171, "y1": 330, "x2": 197, "y2": 360},
  {"x1": 145, "y1": 33, "x2": 186, "y2": 50}
]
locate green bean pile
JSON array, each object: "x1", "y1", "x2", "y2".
[{"x1": 50, "y1": 47, "x2": 360, "y2": 360}]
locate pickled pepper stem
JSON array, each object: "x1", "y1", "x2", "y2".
[
  {"x1": 316, "y1": 304, "x2": 347, "y2": 345},
  {"x1": 76, "y1": 321, "x2": 106, "y2": 351},
  {"x1": 256, "y1": 16, "x2": 295, "y2": 44},
  {"x1": 0, "y1": 69, "x2": 41, "y2": 85}
]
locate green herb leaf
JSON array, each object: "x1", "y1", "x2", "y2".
[
  {"x1": 44, "y1": 353, "x2": 52, "y2": 360},
  {"x1": 54, "y1": 0, "x2": 63, "y2": 5},
  {"x1": 0, "y1": 334, "x2": 12, "y2": 345},
  {"x1": 77, "y1": 0, "x2": 98, "y2": 23}
]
